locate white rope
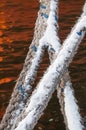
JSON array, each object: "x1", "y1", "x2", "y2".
[
  {"x1": 47, "y1": 1, "x2": 84, "y2": 130},
  {"x1": 0, "y1": 1, "x2": 51, "y2": 129},
  {"x1": 14, "y1": 1, "x2": 86, "y2": 130},
  {"x1": 1, "y1": 1, "x2": 86, "y2": 130}
]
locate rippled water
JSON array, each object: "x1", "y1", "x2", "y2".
[{"x1": 0, "y1": 0, "x2": 86, "y2": 130}]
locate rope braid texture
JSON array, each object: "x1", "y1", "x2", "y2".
[
  {"x1": 0, "y1": 0, "x2": 86, "y2": 130},
  {"x1": 0, "y1": 0, "x2": 51, "y2": 129},
  {"x1": 13, "y1": 1, "x2": 86, "y2": 130}
]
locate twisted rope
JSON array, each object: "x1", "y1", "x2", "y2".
[
  {"x1": 0, "y1": 0, "x2": 51, "y2": 129},
  {"x1": 12, "y1": 1, "x2": 86, "y2": 130},
  {"x1": 0, "y1": 1, "x2": 86, "y2": 130}
]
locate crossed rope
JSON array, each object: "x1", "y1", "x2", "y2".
[{"x1": 0, "y1": 0, "x2": 86, "y2": 130}]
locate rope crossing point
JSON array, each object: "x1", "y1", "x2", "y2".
[{"x1": 0, "y1": 0, "x2": 86, "y2": 130}]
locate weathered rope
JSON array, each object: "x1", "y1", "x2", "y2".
[
  {"x1": 41, "y1": 1, "x2": 86, "y2": 130},
  {"x1": 0, "y1": 0, "x2": 51, "y2": 130},
  {"x1": 13, "y1": 1, "x2": 86, "y2": 130},
  {"x1": 0, "y1": 0, "x2": 86, "y2": 130}
]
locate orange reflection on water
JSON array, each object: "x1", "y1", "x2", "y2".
[
  {"x1": 0, "y1": 38, "x2": 3, "y2": 44},
  {"x1": 0, "y1": 12, "x2": 7, "y2": 29},
  {"x1": 0, "y1": 57, "x2": 3, "y2": 62},
  {"x1": 0, "y1": 37, "x2": 13, "y2": 44},
  {"x1": 0, "y1": 11, "x2": 13, "y2": 44},
  {"x1": 0, "y1": 47, "x2": 3, "y2": 52},
  {"x1": 0, "y1": 31, "x2": 3, "y2": 36},
  {"x1": 0, "y1": 77, "x2": 14, "y2": 85},
  {"x1": 3, "y1": 37, "x2": 13, "y2": 43}
]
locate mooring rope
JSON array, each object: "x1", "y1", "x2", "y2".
[
  {"x1": 13, "y1": 1, "x2": 86, "y2": 130},
  {"x1": 0, "y1": 0, "x2": 51, "y2": 130},
  {"x1": 46, "y1": 1, "x2": 82, "y2": 130},
  {"x1": 0, "y1": 1, "x2": 86, "y2": 130}
]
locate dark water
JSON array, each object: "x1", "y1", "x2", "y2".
[{"x1": 0, "y1": 0, "x2": 86, "y2": 130}]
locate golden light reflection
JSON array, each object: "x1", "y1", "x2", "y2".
[
  {"x1": 0, "y1": 31, "x2": 3, "y2": 36},
  {"x1": 0, "y1": 11, "x2": 13, "y2": 44},
  {"x1": 0, "y1": 38, "x2": 3, "y2": 44},
  {"x1": 0, "y1": 12, "x2": 4, "y2": 15},
  {"x1": 0, "y1": 47, "x2": 3, "y2": 52},
  {"x1": 0, "y1": 3, "x2": 5, "y2": 8},
  {"x1": 0, "y1": 37, "x2": 13, "y2": 44},
  {"x1": 3, "y1": 37, "x2": 13, "y2": 43},
  {"x1": 0, "y1": 57, "x2": 3, "y2": 62},
  {"x1": 0, "y1": 78, "x2": 14, "y2": 85},
  {"x1": 0, "y1": 13, "x2": 7, "y2": 29}
]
